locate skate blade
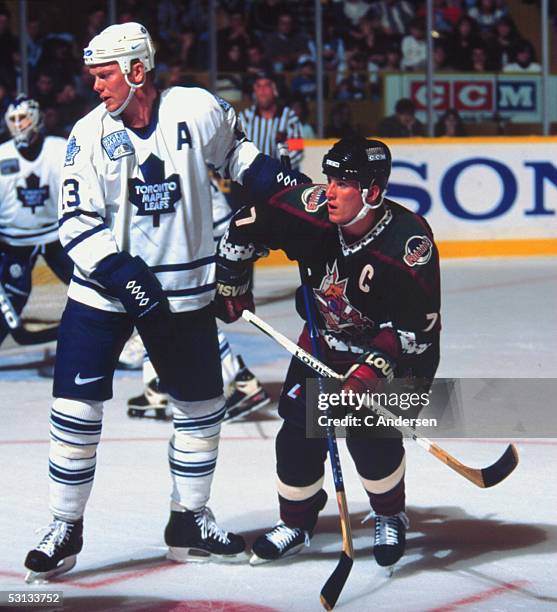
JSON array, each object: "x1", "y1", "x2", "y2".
[
  {"x1": 24, "y1": 555, "x2": 77, "y2": 584},
  {"x1": 224, "y1": 396, "x2": 271, "y2": 423},
  {"x1": 167, "y1": 547, "x2": 248, "y2": 564},
  {"x1": 249, "y1": 543, "x2": 305, "y2": 566},
  {"x1": 127, "y1": 408, "x2": 170, "y2": 421}
]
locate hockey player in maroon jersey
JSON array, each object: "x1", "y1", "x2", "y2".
[{"x1": 215, "y1": 137, "x2": 440, "y2": 569}]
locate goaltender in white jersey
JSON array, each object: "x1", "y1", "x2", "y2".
[{"x1": 60, "y1": 87, "x2": 256, "y2": 313}]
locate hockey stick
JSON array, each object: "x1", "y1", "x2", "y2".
[
  {"x1": 0, "y1": 281, "x2": 59, "y2": 345},
  {"x1": 299, "y1": 280, "x2": 354, "y2": 611},
  {"x1": 242, "y1": 310, "x2": 519, "y2": 489}
]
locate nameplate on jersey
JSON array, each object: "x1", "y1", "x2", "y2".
[
  {"x1": 64, "y1": 136, "x2": 80, "y2": 166},
  {"x1": 128, "y1": 153, "x2": 181, "y2": 227},
  {"x1": 102, "y1": 130, "x2": 135, "y2": 161},
  {"x1": 0, "y1": 158, "x2": 19, "y2": 175}
]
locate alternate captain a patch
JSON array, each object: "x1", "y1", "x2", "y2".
[
  {"x1": 128, "y1": 154, "x2": 182, "y2": 227},
  {"x1": 102, "y1": 130, "x2": 135, "y2": 160}
]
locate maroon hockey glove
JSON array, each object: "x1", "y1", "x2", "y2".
[
  {"x1": 342, "y1": 328, "x2": 400, "y2": 396},
  {"x1": 213, "y1": 266, "x2": 254, "y2": 323}
]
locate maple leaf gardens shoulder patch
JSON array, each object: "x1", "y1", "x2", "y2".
[{"x1": 102, "y1": 130, "x2": 135, "y2": 160}]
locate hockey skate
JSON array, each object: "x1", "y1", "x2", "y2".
[
  {"x1": 250, "y1": 522, "x2": 311, "y2": 565},
  {"x1": 223, "y1": 355, "x2": 270, "y2": 422},
  {"x1": 127, "y1": 378, "x2": 170, "y2": 420},
  {"x1": 164, "y1": 505, "x2": 247, "y2": 563},
  {"x1": 24, "y1": 518, "x2": 83, "y2": 583},
  {"x1": 369, "y1": 511, "x2": 409, "y2": 573}
]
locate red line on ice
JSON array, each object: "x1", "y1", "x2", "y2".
[{"x1": 428, "y1": 580, "x2": 528, "y2": 611}]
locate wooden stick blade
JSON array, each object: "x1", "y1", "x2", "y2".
[
  {"x1": 480, "y1": 443, "x2": 519, "y2": 488},
  {"x1": 320, "y1": 552, "x2": 354, "y2": 610}
]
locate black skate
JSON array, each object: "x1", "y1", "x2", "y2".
[
  {"x1": 250, "y1": 521, "x2": 311, "y2": 566},
  {"x1": 370, "y1": 511, "x2": 409, "y2": 571},
  {"x1": 164, "y1": 506, "x2": 247, "y2": 563},
  {"x1": 127, "y1": 378, "x2": 170, "y2": 420},
  {"x1": 24, "y1": 518, "x2": 83, "y2": 583},
  {"x1": 223, "y1": 356, "x2": 270, "y2": 423}
]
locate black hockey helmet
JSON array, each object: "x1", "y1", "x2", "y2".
[{"x1": 322, "y1": 137, "x2": 392, "y2": 192}]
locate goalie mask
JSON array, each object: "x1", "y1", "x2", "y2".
[
  {"x1": 322, "y1": 137, "x2": 391, "y2": 227},
  {"x1": 83, "y1": 22, "x2": 155, "y2": 117},
  {"x1": 5, "y1": 95, "x2": 43, "y2": 149}
]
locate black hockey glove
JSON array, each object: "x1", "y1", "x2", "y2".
[
  {"x1": 214, "y1": 263, "x2": 254, "y2": 323},
  {"x1": 92, "y1": 251, "x2": 169, "y2": 322}
]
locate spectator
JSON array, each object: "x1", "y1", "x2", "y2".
[
  {"x1": 448, "y1": 15, "x2": 482, "y2": 70},
  {"x1": 334, "y1": 53, "x2": 369, "y2": 101},
  {"x1": 489, "y1": 15, "x2": 520, "y2": 70},
  {"x1": 0, "y1": 7, "x2": 18, "y2": 90},
  {"x1": 290, "y1": 57, "x2": 319, "y2": 101},
  {"x1": 176, "y1": 27, "x2": 200, "y2": 70},
  {"x1": 434, "y1": 0, "x2": 463, "y2": 34},
  {"x1": 503, "y1": 39, "x2": 542, "y2": 72},
  {"x1": 37, "y1": 38, "x2": 79, "y2": 88},
  {"x1": 220, "y1": 43, "x2": 245, "y2": 72},
  {"x1": 26, "y1": 15, "x2": 44, "y2": 70},
  {"x1": 434, "y1": 108, "x2": 467, "y2": 136},
  {"x1": 217, "y1": 10, "x2": 252, "y2": 66},
  {"x1": 372, "y1": 0, "x2": 415, "y2": 44},
  {"x1": 383, "y1": 41, "x2": 403, "y2": 71},
  {"x1": 242, "y1": 42, "x2": 275, "y2": 97},
  {"x1": 470, "y1": 41, "x2": 496, "y2": 71},
  {"x1": 338, "y1": 0, "x2": 375, "y2": 29},
  {"x1": 55, "y1": 83, "x2": 84, "y2": 136},
  {"x1": 325, "y1": 102, "x2": 359, "y2": 138},
  {"x1": 401, "y1": 18, "x2": 427, "y2": 71},
  {"x1": 467, "y1": 0, "x2": 507, "y2": 37},
  {"x1": 345, "y1": 17, "x2": 388, "y2": 68},
  {"x1": 31, "y1": 71, "x2": 57, "y2": 108},
  {"x1": 263, "y1": 12, "x2": 310, "y2": 72},
  {"x1": 433, "y1": 41, "x2": 454, "y2": 71},
  {"x1": 377, "y1": 97, "x2": 425, "y2": 137},
  {"x1": 290, "y1": 97, "x2": 317, "y2": 139},
  {"x1": 77, "y1": 5, "x2": 106, "y2": 49},
  {"x1": 248, "y1": 0, "x2": 286, "y2": 36},
  {"x1": 308, "y1": 21, "x2": 347, "y2": 73}
]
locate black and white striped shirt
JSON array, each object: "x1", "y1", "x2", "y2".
[{"x1": 239, "y1": 105, "x2": 304, "y2": 169}]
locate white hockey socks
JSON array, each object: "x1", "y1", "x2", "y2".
[
  {"x1": 168, "y1": 396, "x2": 226, "y2": 511},
  {"x1": 48, "y1": 398, "x2": 103, "y2": 521}
]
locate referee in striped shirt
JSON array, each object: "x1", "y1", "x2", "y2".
[{"x1": 239, "y1": 72, "x2": 304, "y2": 169}]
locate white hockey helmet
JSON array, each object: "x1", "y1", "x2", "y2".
[
  {"x1": 83, "y1": 22, "x2": 155, "y2": 75},
  {"x1": 5, "y1": 94, "x2": 43, "y2": 148}
]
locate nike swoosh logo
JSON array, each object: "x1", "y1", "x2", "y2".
[
  {"x1": 130, "y1": 43, "x2": 140, "y2": 49},
  {"x1": 75, "y1": 373, "x2": 104, "y2": 385}
]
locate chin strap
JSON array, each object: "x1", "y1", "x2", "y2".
[
  {"x1": 108, "y1": 72, "x2": 146, "y2": 118},
  {"x1": 340, "y1": 184, "x2": 384, "y2": 228}
]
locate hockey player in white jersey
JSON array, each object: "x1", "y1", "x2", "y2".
[
  {"x1": 127, "y1": 174, "x2": 271, "y2": 422},
  {"x1": 0, "y1": 95, "x2": 72, "y2": 347},
  {"x1": 24, "y1": 22, "x2": 262, "y2": 582}
]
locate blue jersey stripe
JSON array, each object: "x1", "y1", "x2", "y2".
[
  {"x1": 150, "y1": 256, "x2": 215, "y2": 273},
  {"x1": 64, "y1": 225, "x2": 107, "y2": 253}
]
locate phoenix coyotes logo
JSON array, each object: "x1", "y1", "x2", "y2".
[
  {"x1": 313, "y1": 260, "x2": 374, "y2": 334},
  {"x1": 128, "y1": 154, "x2": 181, "y2": 227}
]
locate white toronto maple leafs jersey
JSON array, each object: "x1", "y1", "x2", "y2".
[
  {"x1": 0, "y1": 136, "x2": 66, "y2": 246},
  {"x1": 59, "y1": 86, "x2": 259, "y2": 313}
]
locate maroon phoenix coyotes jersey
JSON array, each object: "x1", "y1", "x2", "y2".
[{"x1": 219, "y1": 183, "x2": 440, "y2": 376}]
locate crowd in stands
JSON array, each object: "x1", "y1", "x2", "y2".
[{"x1": 0, "y1": 0, "x2": 549, "y2": 142}]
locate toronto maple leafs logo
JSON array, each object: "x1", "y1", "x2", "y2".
[
  {"x1": 313, "y1": 260, "x2": 374, "y2": 334},
  {"x1": 128, "y1": 154, "x2": 182, "y2": 227},
  {"x1": 64, "y1": 136, "x2": 80, "y2": 166},
  {"x1": 16, "y1": 173, "x2": 50, "y2": 214}
]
